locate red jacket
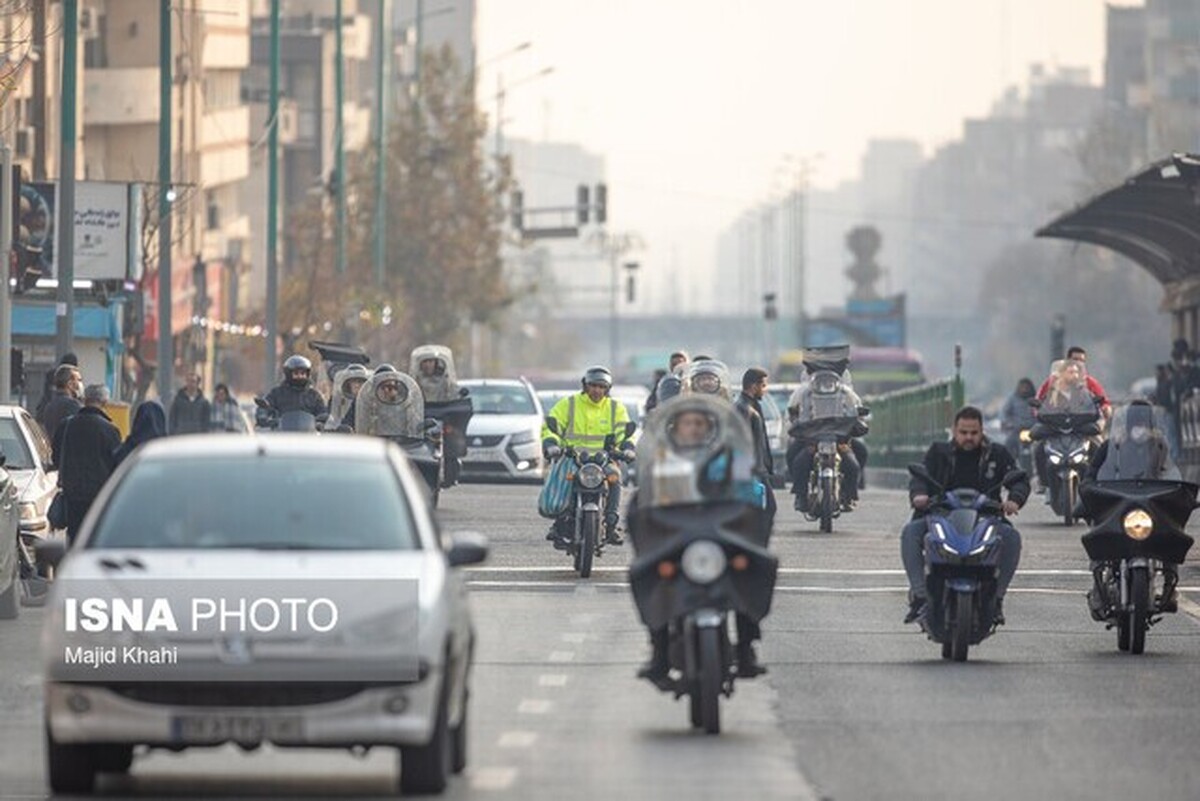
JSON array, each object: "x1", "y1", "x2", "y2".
[{"x1": 1037, "y1": 375, "x2": 1111, "y2": 412}]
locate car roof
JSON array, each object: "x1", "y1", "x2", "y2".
[
  {"x1": 0, "y1": 405, "x2": 24, "y2": 419},
  {"x1": 135, "y1": 433, "x2": 393, "y2": 461},
  {"x1": 462, "y1": 378, "x2": 528, "y2": 389}
]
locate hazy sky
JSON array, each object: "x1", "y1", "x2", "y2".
[{"x1": 476, "y1": 0, "x2": 1114, "y2": 311}]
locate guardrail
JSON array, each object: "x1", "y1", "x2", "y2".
[
  {"x1": 1178, "y1": 393, "x2": 1200, "y2": 483},
  {"x1": 864, "y1": 376, "x2": 965, "y2": 469}
]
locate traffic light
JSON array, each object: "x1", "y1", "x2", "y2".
[
  {"x1": 595, "y1": 183, "x2": 607, "y2": 224},
  {"x1": 763, "y1": 292, "x2": 778, "y2": 321},
  {"x1": 510, "y1": 189, "x2": 524, "y2": 230},
  {"x1": 577, "y1": 184, "x2": 590, "y2": 224}
]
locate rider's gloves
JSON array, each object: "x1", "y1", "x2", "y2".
[
  {"x1": 543, "y1": 439, "x2": 562, "y2": 460},
  {"x1": 619, "y1": 442, "x2": 636, "y2": 462}
]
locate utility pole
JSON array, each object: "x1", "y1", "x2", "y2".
[
  {"x1": 373, "y1": 0, "x2": 390, "y2": 286},
  {"x1": 264, "y1": 0, "x2": 281, "y2": 391},
  {"x1": 0, "y1": 140, "x2": 12, "y2": 403},
  {"x1": 155, "y1": 0, "x2": 173, "y2": 399},
  {"x1": 334, "y1": 0, "x2": 346, "y2": 275},
  {"x1": 57, "y1": 0, "x2": 78, "y2": 358}
]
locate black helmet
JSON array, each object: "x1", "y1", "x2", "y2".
[
  {"x1": 283, "y1": 354, "x2": 312, "y2": 388},
  {"x1": 374, "y1": 363, "x2": 397, "y2": 375},
  {"x1": 657, "y1": 374, "x2": 683, "y2": 403},
  {"x1": 581, "y1": 365, "x2": 613, "y2": 390}
]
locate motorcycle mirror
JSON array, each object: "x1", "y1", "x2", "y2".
[
  {"x1": 1027, "y1": 398, "x2": 1042, "y2": 408},
  {"x1": 458, "y1": 387, "x2": 470, "y2": 398},
  {"x1": 857, "y1": 406, "x2": 871, "y2": 417},
  {"x1": 545, "y1": 417, "x2": 561, "y2": 436},
  {"x1": 253, "y1": 396, "x2": 270, "y2": 410},
  {"x1": 624, "y1": 421, "x2": 638, "y2": 438},
  {"x1": 603, "y1": 433, "x2": 616, "y2": 451}
]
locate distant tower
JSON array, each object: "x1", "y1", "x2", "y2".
[{"x1": 845, "y1": 226, "x2": 884, "y2": 302}]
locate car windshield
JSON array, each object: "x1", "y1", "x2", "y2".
[
  {"x1": 0, "y1": 418, "x2": 35, "y2": 470},
  {"x1": 88, "y1": 456, "x2": 419, "y2": 550},
  {"x1": 465, "y1": 384, "x2": 537, "y2": 415}
]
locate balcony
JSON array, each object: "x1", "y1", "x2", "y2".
[{"x1": 83, "y1": 68, "x2": 159, "y2": 125}]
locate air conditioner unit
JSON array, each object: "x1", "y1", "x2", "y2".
[
  {"x1": 14, "y1": 127, "x2": 34, "y2": 159},
  {"x1": 79, "y1": 7, "x2": 101, "y2": 41}
]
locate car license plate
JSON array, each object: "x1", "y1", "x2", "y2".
[{"x1": 172, "y1": 714, "x2": 304, "y2": 743}]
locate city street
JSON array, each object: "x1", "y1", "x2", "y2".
[{"x1": 3, "y1": 481, "x2": 1199, "y2": 800}]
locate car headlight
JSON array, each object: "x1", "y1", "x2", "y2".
[
  {"x1": 19, "y1": 502, "x2": 38, "y2": 522},
  {"x1": 577, "y1": 463, "x2": 605, "y2": 489},
  {"x1": 1123, "y1": 509, "x2": 1153, "y2": 541},
  {"x1": 680, "y1": 540, "x2": 726, "y2": 584},
  {"x1": 510, "y1": 430, "x2": 536, "y2": 446}
]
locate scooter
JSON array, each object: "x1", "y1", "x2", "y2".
[
  {"x1": 908, "y1": 463, "x2": 1025, "y2": 662},
  {"x1": 1030, "y1": 404, "x2": 1102, "y2": 526}
]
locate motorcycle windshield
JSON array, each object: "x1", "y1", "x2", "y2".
[
  {"x1": 423, "y1": 396, "x2": 474, "y2": 431},
  {"x1": 356, "y1": 372, "x2": 425, "y2": 437},
  {"x1": 1099, "y1": 404, "x2": 1179, "y2": 481},
  {"x1": 410, "y1": 344, "x2": 460, "y2": 403},
  {"x1": 309, "y1": 340, "x2": 370, "y2": 383},
  {"x1": 635, "y1": 396, "x2": 758, "y2": 510},
  {"x1": 790, "y1": 415, "x2": 860, "y2": 443},
  {"x1": 802, "y1": 345, "x2": 850, "y2": 377},
  {"x1": 1037, "y1": 412, "x2": 1100, "y2": 434},
  {"x1": 278, "y1": 410, "x2": 317, "y2": 432}
]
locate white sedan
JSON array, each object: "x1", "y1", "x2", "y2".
[{"x1": 40, "y1": 434, "x2": 486, "y2": 795}]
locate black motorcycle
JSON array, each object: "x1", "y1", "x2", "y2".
[
  {"x1": 544, "y1": 418, "x2": 635, "y2": 578},
  {"x1": 387, "y1": 420, "x2": 447, "y2": 507},
  {"x1": 1030, "y1": 408, "x2": 1102, "y2": 526},
  {"x1": 629, "y1": 503, "x2": 777, "y2": 734},
  {"x1": 791, "y1": 413, "x2": 868, "y2": 533},
  {"x1": 423, "y1": 389, "x2": 474, "y2": 489},
  {"x1": 1080, "y1": 479, "x2": 1197, "y2": 654},
  {"x1": 253, "y1": 397, "x2": 326, "y2": 432}
]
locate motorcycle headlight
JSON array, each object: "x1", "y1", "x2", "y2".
[
  {"x1": 1070, "y1": 450, "x2": 1088, "y2": 464},
  {"x1": 1048, "y1": 453, "x2": 1063, "y2": 465},
  {"x1": 1123, "y1": 509, "x2": 1153, "y2": 541},
  {"x1": 510, "y1": 430, "x2": 536, "y2": 445},
  {"x1": 578, "y1": 463, "x2": 605, "y2": 489},
  {"x1": 1018, "y1": 429, "x2": 1032, "y2": 444},
  {"x1": 680, "y1": 540, "x2": 727, "y2": 585}
]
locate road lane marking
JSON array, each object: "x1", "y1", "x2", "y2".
[
  {"x1": 517, "y1": 699, "x2": 553, "y2": 715},
  {"x1": 538, "y1": 673, "x2": 569, "y2": 687},
  {"x1": 561, "y1": 632, "x2": 587, "y2": 644},
  {"x1": 497, "y1": 730, "x2": 539, "y2": 749},
  {"x1": 469, "y1": 766, "x2": 519, "y2": 791},
  {"x1": 547, "y1": 650, "x2": 576, "y2": 662},
  {"x1": 1179, "y1": 593, "x2": 1200, "y2": 623}
]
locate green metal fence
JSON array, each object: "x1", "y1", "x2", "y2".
[{"x1": 864, "y1": 376, "x2": 965, "y2": 469}]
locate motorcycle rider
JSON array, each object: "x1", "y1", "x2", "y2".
[
  {"x1": 1000, "y1": 377, "x2": 1038, "y2": 456},
  {"x1": 1037, "y1": 346, "x2": 1111, "y2": 418},
  {"x1": 902, "y1": 406, "x2": 1029, "y2": 626},
  {"x1": 684, "y1": 359, "x2": 734, "y2": 402},
  {"x1": 1033, "y1": 358, "x2": 1101, "y2": 492},
  {"x1": 629, "y1": 397, "x2": 770, "y2": 682},
  {"x1": 541, "y1": 366, "x2": 635, "y2": 546},
  {"x1": 355, "y1": 369, "x2": 424, "y2": 437},
  {"x1": 787, "y1": 366, "x2": 866, "y2": 512},
  {"x1": 1084, "y1": 400, "x2": 1182, "y2": 615},
  {"x1": 645, "y1": 350, "x2": 689, "y2": 412},
  {"x1": 733, "y1": 367, "x2": 776, "y2": 531},
  {"x1": 410, "y1": 344, "x2": 460, "y2": 403},
  {"x1": 264, "y1": 355, "x2": 328, "y2": 418},
  {"x1": 325, "y1": 364, "x2": 369, "y2": 431}
]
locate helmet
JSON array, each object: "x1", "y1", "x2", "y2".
[
  {"x1": 374, "y1": 363, "x2": 398, "y2": 375},
  {"x1": 283, "y1": 354, "x2": 313, "y2": 388},
  {"x1": 339, "y1": 364, "x2": 370, "y2": 397},
  {"x1": 582, "y1": 366, "x2": 614, "y2": 390}
]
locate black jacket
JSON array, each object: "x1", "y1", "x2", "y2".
[
  {"x1": 908, "y1": 439, "x2": 1029, "y2": 519},
  {"x1": 39, "y1": 391, "x2": 83, "y2": 442},
  {"x1": 734, "y1": 392, "x2": 774, "y2": 478},
  {"x1": 170, "y1": 390, "x2": 212, "y2": 434},
  {"x1": 265, "y1": 382, "x2": 328, "y2": 417},
  {"x1": 52, "y1": 407, "x2": 121, "y2": 501}
]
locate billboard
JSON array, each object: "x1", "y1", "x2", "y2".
[{"x1": 18, "y1": 181, "x2": 139, "y2": 281}]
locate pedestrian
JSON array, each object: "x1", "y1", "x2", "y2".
[
  {"x1": 113, "y1": 400, "x2": 168, "y2": 466},
  {"x1": 209, "y1": 384, "x2": 246, "y2": 432},
  {"x1": 34, "y1": 352, "x2": 78, "y2": 420},
  {"x1": 733, "y1": 367, "x2": 777, "y2": 534},
  {"x1": 52, "y1": 384, "x2": 121, "y2": 546},
  {"x1": 169, "y1": 373, "x2": 212, "y2": 434},
  {"x1": 37, "y1": 363, "x2": 83, "y2": 445}
]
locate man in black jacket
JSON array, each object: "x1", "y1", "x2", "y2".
[
  {"x1": 169, "y1": 372, "x2": 212, "y2": 434},
  {"x1": 901, "y1": 405, "x2": 1029, "y2": 626},
  {"x1": 37, "y1": 363, "x2": 83, "y2": 442},
  {"x1": 35, "y1": 352, "x2": 78, "y2": 419},
  {"x1": 264, "y1": 355, "x2": 328, "y2": 419},
  {"x1": 52, "y1": 384, "x2": 122, "y2": 545},
  {"x1": 733, "y1": 367, "x2": 775, "y2": 530}
]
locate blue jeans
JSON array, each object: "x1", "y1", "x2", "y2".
[{"x1": 900, "y1": 518, "x2": 1021, "y2": 600}]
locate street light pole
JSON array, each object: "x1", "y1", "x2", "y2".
[
  {"x1": 155, "y1": 0, "x2": 172, "y2": 398},
  {"x1": 334, "y1": 0, "x2": 346, "y2": 275},
  {"x1": 58, "y1": 0, "x2": 78, "y2": 359},
  {"x1": 0, "y1": 140, "x2": 12, "y2": 403},
  {"x1": 373, "y1": 0, "x2": 390, "y2": 287},
  {"x1": 264, "y1": 0, "x2": 280, "y2": 391}
]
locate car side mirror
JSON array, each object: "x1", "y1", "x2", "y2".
[
  {"x1": 545, "y1": 417, "x2": 560, "y2": 436},
  {"x1": 624, "y1": 421, "x2": 638, "y2": 438},
  {"x1": 36, "y1": 538, "x2": 67, "y2": 571},
  {"x1": 446, "y1": 531, "x2": 489, "y2": 567}
]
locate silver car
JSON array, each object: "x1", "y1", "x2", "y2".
[
  {"x1": 459, "y1": 378, "x2": 545, "y2": 481},
  {"x1": 41, "y1": 435, "x2": 486, "y2": 795},
  {"x1": 0, "y1": 405, "x2": 61, "y2": 541}
]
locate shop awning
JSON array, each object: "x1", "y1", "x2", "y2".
[{"x1": 12, "y1": 303, "x2": 120, "y2": 341}]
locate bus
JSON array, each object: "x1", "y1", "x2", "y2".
[{"x1": 775, "y1": 347, "x2": 925, "y2": 397}]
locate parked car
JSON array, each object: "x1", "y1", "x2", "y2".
[
  {"x1": 40, "y1": 434, "x2": 486, "y2": 795},
  {"x1": 0, "y1": 405, "x2": 60, "y2": 543},
  {"x1": 760, "y1": 393, "x2": 788, "y2": 488},
  {"x1": 459, "y1": 378, "x2": 545, "y2": 481}
]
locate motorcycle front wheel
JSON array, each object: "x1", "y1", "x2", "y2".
[
  {"x1": 1127, "y1": 566, "x2": 1149, "y2": 655},
  {"x1": 819, "y1": 475, "x2": 835, "y2": 533},
  {"x1": 949, "y1": 592, "x2": 972, "y2": 662},
  {"x1": 694, "y1": 626, "x2": 722, "y2": 735},
  {"x1": 576, "y1": 509, "x2": 597, "y2": 578}
]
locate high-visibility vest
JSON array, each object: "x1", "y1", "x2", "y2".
[{"x1": 562, "y1": 394, "x2": 619, "y2": 448}]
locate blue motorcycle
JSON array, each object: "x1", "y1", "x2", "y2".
[{"x1": 908, "y1": 464, "x2": 1024, "y2": 661}]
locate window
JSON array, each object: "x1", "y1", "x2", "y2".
[
  {"x1": 88, "y1": 456, "x2": 419, "y2": 551},
  {"x1": 21, "y1": 412, "x2": 53, "y2": 468},
  {"x1": 0, "y1": 418, "x2": 35, "y2": 470},
  {"x1": 462, "y1": 384, "x2": 536, "y2": 415}
]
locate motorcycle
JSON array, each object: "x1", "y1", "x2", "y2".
[
  {"x1": 544, "y1": 418, "x2": 636, "y2": 578},
  {"x1": 791, "y1": 413, "x2": 868, "y2": 533},
  {"x1": 1030, "y1": 405, "x2": 1102, "y2": 526},
  {"x1": 386, "y1": 421, "x2": 446, "y2": 507},
  {"x1": 423, "y1": 388, "x2": 474, "y2": 489},
  {"x1": 629, "y1": 503, "x2": 777, "y2": 734},
  {"x1": 908, "y1": 463, "x2": 1025, "y2": 662},
  {"x1": 1080, "y1": 479, "x2": 1197, "y2": 654},
  {"x1": 252, "y1": 397, "x2": 327, "y2": 432}
]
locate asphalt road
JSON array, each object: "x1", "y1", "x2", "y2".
[{"x1": 3, "y1": 481, "x2": 1199, "y2": 800}]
